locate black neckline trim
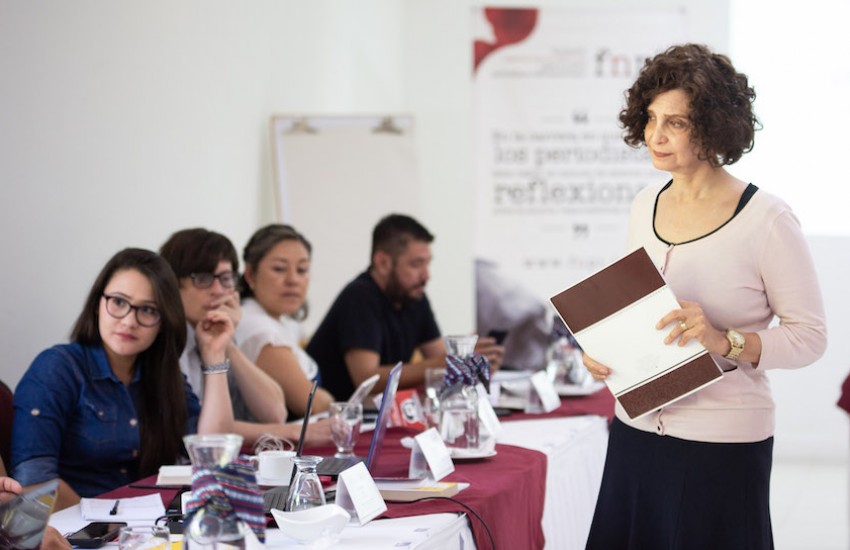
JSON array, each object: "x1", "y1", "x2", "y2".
[{"x1": 652, "y1": 181, "x2": 759, "y2": 246}]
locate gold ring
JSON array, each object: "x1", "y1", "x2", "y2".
[{"x1": 680, "y1": 321, "x2": 688, "y2": 330}]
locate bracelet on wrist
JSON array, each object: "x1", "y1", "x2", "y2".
[{"x1": 201, "y1": 358, "x2": 231, "y2": 375}]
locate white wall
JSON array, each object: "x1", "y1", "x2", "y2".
[{"x1": 1, "y1": 0, "x2": 846, "y2": 462}]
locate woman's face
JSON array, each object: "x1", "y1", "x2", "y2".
[
  {"x1": 98, "y1": 268, "x2": 160, "y2": 368},
  {"x1": 644, "y1": 88, "x2": 703, "y2": 175},
  {"x1": 247, "y1": 239, "x2": 310, "y2": 318},
  {"x1": 179, "y1": 259, "x2": 235, "y2": 326}
]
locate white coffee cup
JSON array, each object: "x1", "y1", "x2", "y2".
[{"x1": 253, "y1": 450, "x2": 295, "y2": 482}]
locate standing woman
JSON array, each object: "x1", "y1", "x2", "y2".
[
  {"x1": 237, "y1": 224, "x2": 334, "y2": 417},
  {"x1": 11, "y1": 249, "x2": 233, "y2": 510},
  {"x1": 583, "y1": 44, "x2": 827, "y2": 548}
]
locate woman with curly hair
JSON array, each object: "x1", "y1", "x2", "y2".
[{"x1": 582, "y1": 44, "x2": 827, "y2": 548}]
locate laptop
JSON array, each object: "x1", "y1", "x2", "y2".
[
  {"x1": 263, "y1": 363, "x2": 402, "y2": 512},
  {"x1": 311, "y1": 362, "x2": 402, "y2": 476},
  {"x1": 0, "y1": 479, "x2": 59, "y2": 550}
]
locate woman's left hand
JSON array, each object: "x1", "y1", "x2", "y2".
[{"x1": 657, "y1": 300, "x2": 728, "y2": 355}]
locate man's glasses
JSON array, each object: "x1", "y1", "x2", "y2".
[
  {"x1": 102, "y1": 294, "x2": 161, "y2": 327},
  {"x1": 189, "y1": 271, "x2": 238, "y2": 290}
]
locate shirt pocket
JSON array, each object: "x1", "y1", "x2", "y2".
[{"x1": 70, "y1": 397, "x2": 119, "y2": 446}]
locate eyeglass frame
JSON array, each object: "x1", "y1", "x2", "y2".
[
  {"x1": 101, "y1": 293, "x2": 162, "y2": 327},
  {"x1": 189, "y1": 271, "x2": 238, "y2": 290}
]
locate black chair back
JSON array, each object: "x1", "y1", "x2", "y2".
[{"x1": 0, "y1": 380, "x2": 13, "y2": 470}]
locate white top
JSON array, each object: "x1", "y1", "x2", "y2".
[
  {"x1": 619, "y1": 183, "x2": 827, "y2": 443},
  {"x1": 235, "y1": 297, "x2": 319, "y2": 381}
]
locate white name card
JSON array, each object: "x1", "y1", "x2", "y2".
[
  {"x1": 335, "y1": 462, "x2": 386, "y2": 525},
  {"x1": 530, "y1": 370, "x2": 561, "y2": 413},
  {"x1": 475, "y1": 383, "x2": 503, "y2": 439},
  {"x1": 412, "y1": 427, "x2": 455, "y2": 481}
]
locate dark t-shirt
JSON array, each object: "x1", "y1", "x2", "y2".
[{"x1": 307, "y1": 271, "x2": 441, "y2": 400}]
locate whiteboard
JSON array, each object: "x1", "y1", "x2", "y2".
[{"x1": 270, "y1": 115, "x2": 421, "y2": 334}]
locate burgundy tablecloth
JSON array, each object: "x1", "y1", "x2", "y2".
[
  {"x1": 503, "y1": 387, "x2": 615, "y2": 423},
  {"x1": 303, "y1": 427, "x2": 547, "y2": 550},
  {"x1": 101, "y1": 476, "x2": 181, "y2": 507},
  {"x1": 103, "y1": 391, "x2": 611, "y2": 550}
]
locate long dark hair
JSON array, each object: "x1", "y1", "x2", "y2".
[
  {"x1": 71, "y1": 248, "x2": 188, "y2": 477},
  {"x1": 240, "y1": 224, "x2": 312, "y2": 320}
]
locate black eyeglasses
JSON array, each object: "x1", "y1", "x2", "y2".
[
  {"x1": 102, "y1": 294, "x2": 162, "y2": 327},
  {"x1": 189, "y1": 271, "x2": 237, "y2": 290}
]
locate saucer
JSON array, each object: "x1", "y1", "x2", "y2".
[
  {"x1": 449, "y1": 448, "x2": 498, "y2": 461},
  {"x1": 256, "y1": 475, "x2": 290, "y2": 487}
]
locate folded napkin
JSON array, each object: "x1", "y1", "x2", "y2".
[
  {"x1": 184, "y1": 457, "x2": 265, "y2": 543},
  {"x1": 80, "y1": 493, "x2": 165, "y2": 522},
  {"x1": 445, "y1": 353, "x2": 491, "y2": 392}
]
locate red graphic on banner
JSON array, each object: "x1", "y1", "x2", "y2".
[{"x1": 473, "y1": 8, "x2": 539, "y2": 73}]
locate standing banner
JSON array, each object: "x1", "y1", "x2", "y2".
[{"x1": 472, "y1": 7, "x2": 687, "y2": 312}]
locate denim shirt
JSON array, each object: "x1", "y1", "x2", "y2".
[{"x1": 11, "y1": 342, "x2": 200, "y2": 498}]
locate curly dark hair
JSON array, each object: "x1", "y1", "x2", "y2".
[{"x1": 619, "y1": 43, "x2": 760, "y2": 167}]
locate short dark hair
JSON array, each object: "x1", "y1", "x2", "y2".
[
  {"x1": 240, "y1": 224, "x2": 312, "y2": 319},
  {"x1": 159, "y1": 228, "x2": 239, "y2": 279},
  {"x1": 371, "y1": 214, "x2": 434, "y2": 262},
  {"x1": 71, "y1": 248, "x2": 188, "y2": 477},
  {"x1": 619, "y1": 43, "x2": 760, "y2": 167}
]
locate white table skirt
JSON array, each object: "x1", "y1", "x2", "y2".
[{"x1": 498, "y1": 414, "x2": 609, "y2": 550}]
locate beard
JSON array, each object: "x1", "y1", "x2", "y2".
[{"x1": 384, "y1": 271, "x2": 425, "y2": 306}]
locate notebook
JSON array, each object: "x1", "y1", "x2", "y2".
[
  {"x1": 263, "y1": 363, "x2": 403, "y2": 512},
  {"x1": 0, "y1": 479, "x2": 59, "y2": 550}
]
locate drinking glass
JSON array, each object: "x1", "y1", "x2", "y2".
[
  {"x1": 329, "y1": 402, "x2": 362, "y2": 458},
  {"x1": 444, "y1": 334, "x2": 478, "y2": 357},
  {"x1": 118, "y1": 525, "x2": 169, "y2": 550},
  {"x1": 182, "y1": 434, "x2": 243, "y2": 468},
  {"x1": 285, "y1": 456, "x2": 327, "y2": 512}
]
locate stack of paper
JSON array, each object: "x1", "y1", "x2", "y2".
[
  {"x1": 80, "y1": 494, "x2": 165, "y2": 522},
  {"x1": 156, "y1": 465, "x2": 192, "y2": 486}
]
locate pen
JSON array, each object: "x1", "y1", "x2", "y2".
[{"x1": 109, "y1": 500, "x2": 120, "y2": 516}]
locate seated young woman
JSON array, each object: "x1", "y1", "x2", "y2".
[
  {"x1": 160, "y1": 228, "x2": 331, "y2": 445},
  {"x1": 10, "y1": 248, "x2": 234, "y2": 510},
  {"x1": 237, "y1": 224, "x2": 334, "y2": 418}
]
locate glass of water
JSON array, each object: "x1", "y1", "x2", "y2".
[
  {"x1": 118, "y1": 525, "x2": 169, "y2": 549},
  {"x1": 329, "y1": 402, "x2": 363, "y2": 458}
]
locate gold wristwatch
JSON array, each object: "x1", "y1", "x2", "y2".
[{"x1": 724, "y1": 329, "x2": 745, "y2": 360}]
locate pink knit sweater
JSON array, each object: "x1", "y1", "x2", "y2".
[{"x1": 618, "y1": 182, "x2": 827, "y2": 443}]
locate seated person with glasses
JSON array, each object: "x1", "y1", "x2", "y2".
[
  {"x1": 160, "y1": 228, "x2": 331, "y2": 444},
  {"x1": 11, "y1": 249, "x2": 234, "y2": 510}
]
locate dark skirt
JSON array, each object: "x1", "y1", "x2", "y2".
[{"x1": 586, "y1": 417, "x2": 774, "y2": 550}]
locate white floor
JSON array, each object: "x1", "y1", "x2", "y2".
[{"x1": 771, "y1": 458, "x2": 849, "y2": 549}]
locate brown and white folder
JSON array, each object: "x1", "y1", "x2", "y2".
[{"x1": 550, "y1": 247, "x2": 722, "y2": 419}]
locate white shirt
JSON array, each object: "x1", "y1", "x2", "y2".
[{"x1": 235, "y1": 297, "x2": 319, "y2": 381}]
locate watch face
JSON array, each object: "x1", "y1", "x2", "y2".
[{"x1": 728, "y1": 330, "x2": 745, "y2": 346}]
